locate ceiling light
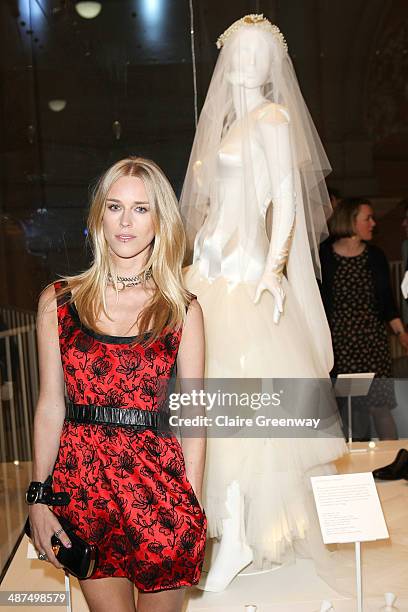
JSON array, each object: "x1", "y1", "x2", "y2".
[
  {"x1": 112, "y1": 120, "x2": 122, "y2": 140},
  {"x1": 48, "y1": 99, "x2": 67, "y2": 112},
  {"x1": 75, "y1": 2, "x2": 102, "y2": 19}
]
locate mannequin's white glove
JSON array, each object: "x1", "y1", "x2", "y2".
[
  {"x1": 254, "y1": 271, "x2": 285, "y2": 323},
  {"x1": 253, "y1": 109, "x2": 295, "y2": 325},
  {"x1": 401, "y1": 271, "x2": 408, "y2": 299}
]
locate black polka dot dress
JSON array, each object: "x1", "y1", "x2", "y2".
[{"x1": 330, "y1": 247, "x2": 396, "y2": 411}]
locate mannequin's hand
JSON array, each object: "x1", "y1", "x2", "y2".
[
  {"x1": 254, "y1": 271, "x2": 285, "y2": 323},
  {"x1": 401, "y1": 271, "x2": 408, "y2": 299}
]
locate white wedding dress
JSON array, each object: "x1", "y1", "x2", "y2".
[
  {"x1": 179, "y1": 19, "x2": 407, "y2": 597},
  {"x1": 183, "y1": 107, "x2": 347, "y2": 570}
]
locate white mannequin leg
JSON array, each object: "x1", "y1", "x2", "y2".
[{"x1": 198, "y1": 480, "x2": 253, "y2": 592}]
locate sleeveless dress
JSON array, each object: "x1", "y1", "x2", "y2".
[
  {"x1": 330, "y1": 248, "x2": 395, "y2": 394},
  {"x1": 51, "y1": 281, "x2": 207, "y2": 592},
  {"x1": 329, "y1": 248, "x2": 396, "y2": 439}
]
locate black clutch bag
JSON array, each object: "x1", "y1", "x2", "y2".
[{"x1": 24, "y1": 513, "x2": 98, "y2": 579}]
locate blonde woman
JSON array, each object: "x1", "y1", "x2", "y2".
[{"x1": 26, "y1": 157, "x2": 207, "y2": 612}]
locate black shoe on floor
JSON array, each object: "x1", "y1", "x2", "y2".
[{"x1": 372, "y1": 448, "x2": 408, "y2": 480}]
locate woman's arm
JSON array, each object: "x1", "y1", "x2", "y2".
[
  {"x1": 374, "y1": 247, "x2": 408, "y2": 352},
  {"x1": 389, "y1": 318, "x2": 408, "y2": 351},
  {"x1": 32, "y1": 284, "x2": 67, "y2": 480},
  {"x1": 28, "y1": 284, "x2": 72, "y2": 569},
  {"x1": 318, "y1": 242, "x2": 337, "y2": 323},
  {"x1": 176, "y1": 299, "x2": 206, "y2": 507}
]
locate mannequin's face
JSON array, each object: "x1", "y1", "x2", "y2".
[{"x1": 227, "y1": 29, "x2": 270, "y2": 88}]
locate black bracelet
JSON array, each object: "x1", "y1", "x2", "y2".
[
  {"x1": 25, "y1": 475, "x2": 70, "y2": 506},
  {"x1": 25, "y1": 475, "x2": 52, "y2": 505}
]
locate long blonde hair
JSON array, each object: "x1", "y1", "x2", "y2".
[{"x1": 48, "y1": 156, "x2": 192, "y2": 343}]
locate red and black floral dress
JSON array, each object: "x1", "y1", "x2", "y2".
[{"x1": 51, "y1": 281, "x2": 207, "y2": 592}]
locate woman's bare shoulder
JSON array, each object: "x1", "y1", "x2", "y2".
[
  {"x1": 185, "y1": 296, "x2": 203, "y2": 326},
  {"x1": 38, "y1": 283, "x2": 58, "y2": 314}
]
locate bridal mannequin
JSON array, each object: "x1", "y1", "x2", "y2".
[{"x1": 181, "y1": 16, "x2": 347, "y2": 592}]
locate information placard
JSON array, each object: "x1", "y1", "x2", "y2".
[
  {"x1": 334, "y1": 372, "x2": 374, "y2": 398},
  {"x1": 310, "y1": 472, "x2": 389, "y2": 544}
]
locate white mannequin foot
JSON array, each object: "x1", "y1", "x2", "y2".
[
  {"x1": 380, "y1": 592, "x2": 399, "y2": 611},
  {"x1": 197, "y1": 480, "x2": 253, "y2": 592}
]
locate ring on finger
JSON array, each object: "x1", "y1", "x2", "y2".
[
  {"x1": 38, "y1": 552, "x2": 48, "y2": 561},
  {"x1": 54, "y1": 527, "x2": 64, "y2": 538}
]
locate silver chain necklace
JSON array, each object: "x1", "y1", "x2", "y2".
[{"x1": 107, "y1": 269, "x2": 152, "y2": 291}]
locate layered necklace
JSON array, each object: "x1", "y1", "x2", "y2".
[{"x1": 107, "y1": 269, "x2": 152, "y2": 291}]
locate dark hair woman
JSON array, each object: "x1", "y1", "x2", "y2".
[{"x1": 320, "y1": 197, "x2": 408, "y2": 440}]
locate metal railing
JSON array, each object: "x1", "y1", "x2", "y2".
[
  {"x1": 0, "y1": 308, "x2": 37, "y2": 579},
  {"x1": 0, "y1": 308, "x2": 38, "y2": 463}
]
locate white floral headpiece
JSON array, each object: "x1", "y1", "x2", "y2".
[{"x1": 216, "y1": 14, "x2": 288, "y2": 52}]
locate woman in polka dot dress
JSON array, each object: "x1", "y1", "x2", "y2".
[{"x1": 320, "y1": 197, "x2": 408, "y2": 440}]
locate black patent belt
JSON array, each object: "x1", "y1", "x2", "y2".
[{"x1": 65, "y1": 401, "x2": 170, "y2": 431}]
